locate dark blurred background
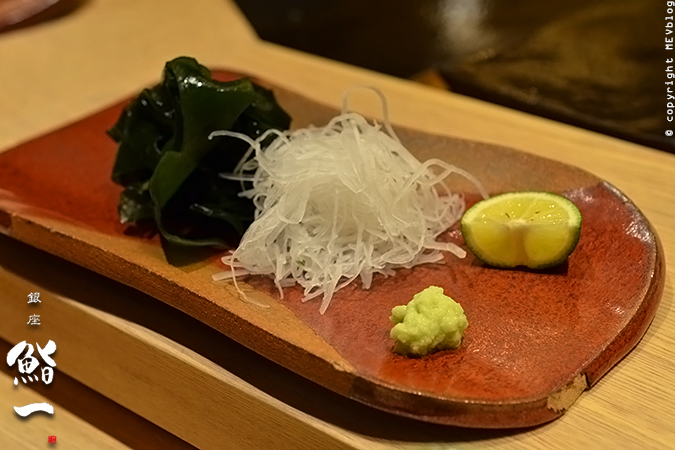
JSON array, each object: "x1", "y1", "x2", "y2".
[{"x1": 234, "y1": 0, "x2": 668, "y2": 153}]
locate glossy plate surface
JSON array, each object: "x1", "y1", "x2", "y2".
[{"x1": 0, "y1": 71, "x2": 665, "y2": 428}]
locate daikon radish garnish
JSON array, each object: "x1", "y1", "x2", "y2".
[{"x1": 211, "y1": 88, "x2": 487, "y2": 314}]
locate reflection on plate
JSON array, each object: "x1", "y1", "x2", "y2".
[{"x1": 0, "y1": 71, "x2": 665, "y2": 428}]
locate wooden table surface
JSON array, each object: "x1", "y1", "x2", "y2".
[{"x1": 0, "y1": 0, "x2": 673, "y2": 449}]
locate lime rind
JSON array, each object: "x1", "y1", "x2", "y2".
[{"x1": 460, "y1": 191, "x2": 582, "y2": 269}]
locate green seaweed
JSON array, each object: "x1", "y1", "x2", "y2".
[{"x1": 108, "y1": 57, "x2": 291, "y2": 247}]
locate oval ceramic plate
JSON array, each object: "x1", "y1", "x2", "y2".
[{"x1": 0, "y1": 71, "x2": 665, "y2": 428}]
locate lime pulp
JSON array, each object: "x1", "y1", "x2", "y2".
[{"x1": 460, "y1": 191, "x2": 582, "y2": 269}]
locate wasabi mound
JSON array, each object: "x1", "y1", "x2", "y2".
[{"x1": 390, "y1": 286, "x2": 468, "y2": 356}]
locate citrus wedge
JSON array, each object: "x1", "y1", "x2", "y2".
[{"x1": 460, "y1": 191, "x2": 582, "y2": 269}]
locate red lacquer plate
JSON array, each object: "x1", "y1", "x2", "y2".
[{"x1": 0, "y1": 71, "x2": 665, "y2": 428}]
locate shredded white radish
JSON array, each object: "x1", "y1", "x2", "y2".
[
  {"x1": 211, "y1": 88, "x2": 487, "y2": 314},
  {"x1": 211, "y1": 268, "x2": 251, "y2": 282}
]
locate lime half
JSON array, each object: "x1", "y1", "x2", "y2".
[{"x1": 460, "y1": 191, "x2": 582, "y2": 269}]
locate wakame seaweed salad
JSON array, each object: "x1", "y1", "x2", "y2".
[{"x1": 108, "y1": 57, "x2": 291, "y2": 247}]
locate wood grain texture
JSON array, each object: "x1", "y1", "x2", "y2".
[
  {"x1": 0, "y1": 337, "x2": 198, "y2": 450},
  {"x1": 0, "y1": 372, "x2": 132, "y2": 449},
  {"x1": 0, "y1": 0, "x2": 674, "y2": 447},
  {"x1": 0, "y1": 236, "x2": 368, "y2": 450}
]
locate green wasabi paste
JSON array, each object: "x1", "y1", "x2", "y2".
[{"x1": 390, "y1": 286, "x2": 468, "y2": 356}]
